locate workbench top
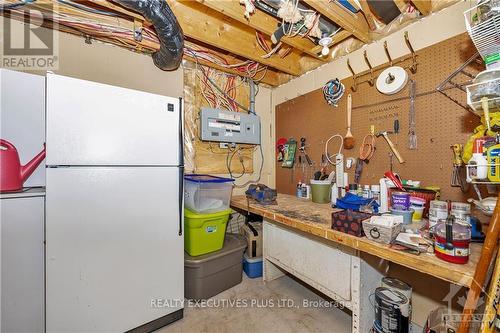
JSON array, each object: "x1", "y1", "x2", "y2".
[{"x1": 231, "y1": 194, "x2": 481, "y2": 288}]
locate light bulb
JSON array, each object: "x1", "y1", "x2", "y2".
[{"x1": 321, "y1": 45, "x2": 329, "y2": 56}]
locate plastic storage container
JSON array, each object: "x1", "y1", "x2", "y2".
[
  {"x1": 185, "y1": 234, "x2": 247, "y2": 300},
  {"x1": 184, "y1": 174, "x2": 234, "y2": 214},
  {"x1": 243, "y1": 253, "x2": 263, "y2": 278},
  {"x1": 310, "y1": 179, "x2": 332, "y2": 204},
  {"x1": 184, "y1": 208, "x2": 231, "y2": 256},
  {"x1": 434, "y1": 222, "x2": 471, "y2": 264}
]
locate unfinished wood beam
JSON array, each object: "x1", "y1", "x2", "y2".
[
  {"x1": 411, "y1": 0, "x2": 432, "y2": 15},
  {"x1": 303, "y1": 0, "x2": 370, "y2": 43},
  {"x1": 167, "y1": 0, "x2": 307, "y2": 76},
  {"x1": 358, "y1": 0, "x2": 377, "y2": 30},
  {"x1": 194, "y1": 0, "x2": 324, "y2": 60}
]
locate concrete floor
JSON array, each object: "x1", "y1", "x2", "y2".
[{"x1": 158, "y1": 274, "x2": 352, "y2": 333}]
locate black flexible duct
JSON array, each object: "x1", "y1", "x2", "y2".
[{"x1": 114, "y1": 0, "x2": 183, "y2": 71}]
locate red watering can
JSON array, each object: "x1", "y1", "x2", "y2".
[{"x1": 0, "y1": 139, "x2": 46, "y2": 192}]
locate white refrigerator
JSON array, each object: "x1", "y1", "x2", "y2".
[{"x1": 45, "y1": 73, "x2": 184, "y2": 332}]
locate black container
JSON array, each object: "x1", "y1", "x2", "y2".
[{"x1": 374, "y1": 287, "x2": 410, "y2": 333}]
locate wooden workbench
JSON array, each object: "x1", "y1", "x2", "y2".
[{"x1": 231, "y1": 194, "x2": 481, "y2": 288}]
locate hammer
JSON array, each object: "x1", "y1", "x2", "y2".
[{"x1": 376, "y1": 131, "x2": 405, "y2": 164}]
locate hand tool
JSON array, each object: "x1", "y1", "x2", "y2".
[
  {"x1": 408, "y1": 79, "x2": 417, "y2": 150},
  {"x1": 343, "y1": 94, "x2": 355, "y2": 149},
  {"x1": 376, "y1": 131, "x2": 405, "y2": 163},
  {"x1": 451, "y1": 144, "x2": 469, "y2": 192},
  {"x1": 299, "y1": 137, "x2": 313, "y2": 166}
]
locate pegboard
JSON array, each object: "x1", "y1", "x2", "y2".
[
  {"x1": 183, "y1": 63, "x2": 254, "y2": 174},
  {"x1": 276, "y1": 33, "x2": 483, "y2": 202}
]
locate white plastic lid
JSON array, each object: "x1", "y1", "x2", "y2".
[
  {"x1": 310, "y1": 179, "x2": 332, "y2": 185},
  {"x1": 371, "y1": 184, "x2": 380, "y2": 192}
]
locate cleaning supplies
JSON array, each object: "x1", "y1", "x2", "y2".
[
  {"x1": 467, "y1": 138, "x2": 488, "y2": 182},
  {"x1": 487, "y1": 141, "x2": 500, "y2": 182}
]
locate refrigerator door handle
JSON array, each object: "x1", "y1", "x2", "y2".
[
  {"x1": 178, "y1": 97, "x2": 184, "y2": 166},
  {"x1": 178, "y1": 166, "x2": 184, "y2": 236}
]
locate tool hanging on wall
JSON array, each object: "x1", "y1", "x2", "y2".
[
  {"x1": 344, "y1": 94, "x2": 355, "y2": 149},
  {"x1": 451, "y1": 144, "x2": 469, "y2": 193},
  {"x1": 408, "y1": 80, "x2": 418, "y2": 150},
  {"x1": 276, "y1": 137, "x2": 288, "y2": 162},
  {"x1": 282, "y1": 138, "x2": 297, "y2": 168},
  {"x1": 299, "y1": 137, "x2": 313, "y2": 166},
  {"x1": 376, "y1": 131, "x2": 405, "y2": 163},
  {"x1": 355, "y1": 133, "x2": 376, "y2": 183}
]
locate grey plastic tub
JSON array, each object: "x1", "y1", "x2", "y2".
[{"x1": 184, "y1": 234, "x2": 247, "y2": 300}]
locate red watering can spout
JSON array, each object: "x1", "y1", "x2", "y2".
[{"x1": 20, "y1": 144, "x2": 46, "y2": 183}]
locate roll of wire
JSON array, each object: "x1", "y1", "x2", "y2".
[{"x1": 359, "y1": 134, "x2": 376, "y2": 161}]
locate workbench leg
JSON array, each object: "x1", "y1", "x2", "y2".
[
  {"x1": 263, "y1": 258, "x2": 286, "y2": 282},
  {"x1": 351, "y1": 253, "x2": 388, "y2": 333}
]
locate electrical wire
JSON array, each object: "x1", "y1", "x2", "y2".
[
  {"x1": 56, "y1": 0, "x2": 119, "y2": 17},
  {"x1": 325, "y1": 134, "x2": 344, "y2": 165},
  {"x1": 233, "y1": 144, "x2": 264, "y2": 188},
  {"x1": 1, "y1": 0, "x2": 35, "y2": 12}
]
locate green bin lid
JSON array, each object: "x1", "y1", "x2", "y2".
[{"x1": 184, "y1": 208, "x2": 232, "y2": 218}]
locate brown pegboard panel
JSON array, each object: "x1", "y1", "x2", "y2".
[{"x1": 276, "y1": 33, "x2": 482, "y2": 202}]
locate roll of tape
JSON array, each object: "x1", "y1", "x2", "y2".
[{"x1": 376, "y1": 66, "x2": 409, "y2": 95}]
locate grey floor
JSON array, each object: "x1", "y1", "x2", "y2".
[{"x1": 158, "y1": 274, "x2": 352, "y2": 333}]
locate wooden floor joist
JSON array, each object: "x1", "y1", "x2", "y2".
[
  {"x1": 167, "y1": 0, "x2": 314, "y2": 76},
  {"x1": 411, "y1": 0, "x2": 432, "y2": 15},
  {"x1": 194, "y1": 0, "x2": 325, "y2": 60},
  {"x1": 303, "y1": 0, "x2": 371, "y2": 43}
]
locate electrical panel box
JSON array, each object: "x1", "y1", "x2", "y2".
[{"x1": 200, "y1": 107, "x2": 261, "y2": 145}]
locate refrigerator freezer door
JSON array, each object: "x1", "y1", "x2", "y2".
[
  {"x1": 46, "y1": 167, "x2": 183, "y2": 332},
  {"x1": 46, "y1": 73, "x2": 181, "y2": 166}
]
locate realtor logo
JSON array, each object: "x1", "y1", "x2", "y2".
[{"x1": 1, "y1": 3, "x2": 59, "y2": 70}]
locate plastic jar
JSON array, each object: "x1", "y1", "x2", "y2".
[
  {"x1": 434, "y1": 222, "x2": 471, "y2": 264},
  {"x1": 410, "y1": 197, "x2": 426, "y2": 222}
]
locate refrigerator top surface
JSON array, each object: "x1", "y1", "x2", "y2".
[{"x1": 46, "y1": 73, "x2": 183, "y2": 166}]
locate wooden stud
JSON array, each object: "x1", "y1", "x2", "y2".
[
  {"x1": 193, "y1": 0, "x2": 325, "y2": 60},
  {"x1": 411, "y1": 0, "x2": 432, "y2": 15},
  {"x1": 167, "y1": 0, "x2": 311, "y2": 76},
  {"x1": 303, "y1": 0, "x2": 371, "y2": 43}
]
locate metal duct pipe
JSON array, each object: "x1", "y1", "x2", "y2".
[{"x1": 114, "y1": 0, "x2": 184, "y2": 71}]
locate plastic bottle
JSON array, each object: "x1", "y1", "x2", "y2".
[
  {"x1": 467, "y1": 139, "x2": 488, "y2": 182},
  {"x1": 487, "y1": 143, "x2": 500, "y2": 182},
  {"x1": 363, "y1": 185, "x2": 371, "y2": 199},
  {"x1": 296, "y1": 182, "x2": 303, "y2": 198},
  {"x1": 371, "y1": 185, "x2": 380, "y2": 205}
]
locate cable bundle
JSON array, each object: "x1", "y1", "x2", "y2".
[{"x1": 323, "y1": 78, "x2": 345, "y2": 107}]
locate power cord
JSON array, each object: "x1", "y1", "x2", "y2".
[{"x1": 325, "y1": 134, "x2": 344, "y2": 165}]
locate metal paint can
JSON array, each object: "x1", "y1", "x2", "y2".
[
  {"x1": 374, "y1": 287, "x2": 410, "y2": 333},
  {"x1": 391, "y1": 192, "x2": 410, "y2": 211},
  {"x1": 429, "y1": 200, "x2": 448, "y2": 229},
  {"x1": 381, "y1": 277, "x2": 412, "y2": 319}
]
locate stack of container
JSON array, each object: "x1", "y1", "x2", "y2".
[{"x1": 183, "y1": 174, "x2": 247, "y2": 299}]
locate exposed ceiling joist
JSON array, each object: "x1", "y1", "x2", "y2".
[
  {"x1": 194, "y1": 0, "x2": 324, "y2": 60},
  {"x1": 166, "y1": 0, "x2": 313, "y2": 76},
  {"x1": 411, "y1": 0, "x2": 432, "y2": 15},
  {"x1": 358, "y1": 0, "x2": 378, "y2": 30},
  {"x1": 303, "y1": 0, "x2": 371, "y2": 43}
]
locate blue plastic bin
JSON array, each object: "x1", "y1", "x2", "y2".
[{"x1": 243, "y1": 253, "x2": 263, "y2": 278}]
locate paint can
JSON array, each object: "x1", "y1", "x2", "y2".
[
  {"x1": 429, "y1": 200, "x2": 448, "y2": 229},
  {"x1": 381, "y1": 277, "x2": 412, "y2": 320},
  {"x1": 373, "y1": 287, "x2": 410, "y2": 333},
  {"x1": 391, "y1": 192, "x2": 410, "y2": 211},
  {"x1": 451, "y1": 202, "x2": 471, "y2": 225}
]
